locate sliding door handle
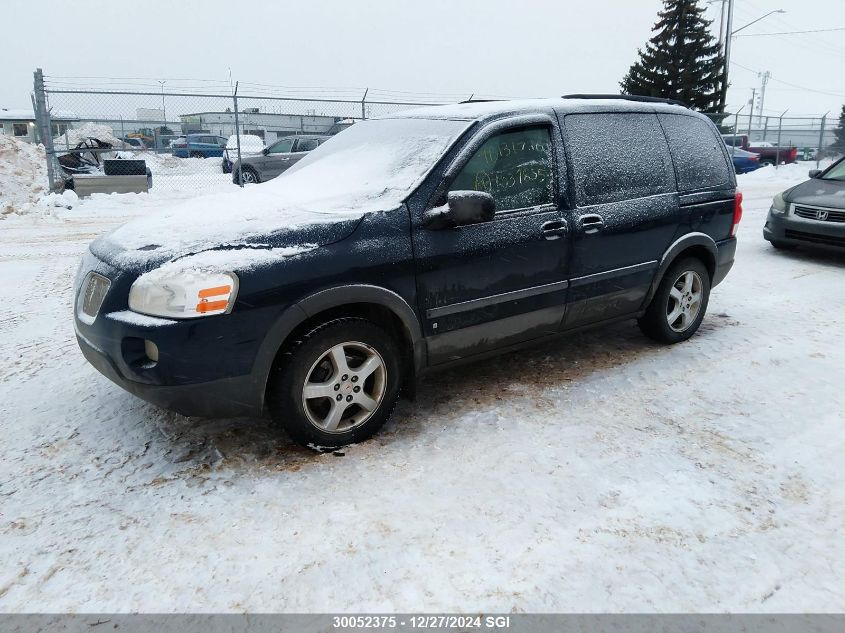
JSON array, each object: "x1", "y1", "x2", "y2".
[
  {"x1": 579, "y1": 214, "x2": 604, "y2": 234},
  {"x1": 541, "y1": 220, "x2": 568, "y2": 240}
]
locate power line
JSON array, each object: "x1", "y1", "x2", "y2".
[
  {"x1": 735, "y1": 27, "x2": 845, "y2": 37},
  {"x1": 731, "y1": 60, "x2": 845, "y2": 98}
]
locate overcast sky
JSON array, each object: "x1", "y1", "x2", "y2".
[{"x1": 5, "y1": 0, "x2": 844, "y2": 119}]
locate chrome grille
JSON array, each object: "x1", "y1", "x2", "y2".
[
  {"x1": 793, "y1": 205, "x2": 845, "y2": 223},
  {"x1": 80, "y1": 272, "x2": 111, "y2": 319}
]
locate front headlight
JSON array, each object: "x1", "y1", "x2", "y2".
[
  {"x1": 128, "y1": 269, "x2": 239, "y2": 319},
  {"x1": 771, "y1": 192, "x2": 788, "y2": 215}
]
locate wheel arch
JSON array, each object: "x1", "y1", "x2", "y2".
[
  {"x1": 641, "y1": 232, "x2": 717, "y2": 311},
  {"x1": 251, "y1": 285, "x2": 425, "y2": 413}
]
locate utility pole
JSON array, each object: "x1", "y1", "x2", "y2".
[
  {"x1": 33, "y1": 68, "x2": 57, "y2": 191},
  {"x1": 747, "y1": 88, "x2": 756, "y2": 136},
  {"x1": 158, "y1": 80, "x2": 167, "y2": 125},
  {"x1": 757, "y1": 71, "x2": 770, "y2": 124},
  {"x1": 719, "y1": 0, "x2": 735, "y2": 111}
]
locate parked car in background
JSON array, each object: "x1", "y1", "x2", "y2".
[
  {"x1": 74, "y1": 96, "x2": 740, "y2": 448},
  {"x1": 723, "y1": 134, "x2": 798, "y2": 166},
  {"x1": 764, "y1": 156, "x2": 845, "y2": 252},
  {"x1": 231, "y1": 134, "x2": 329, "y2": 183},
  {"x1": 171, "y1": 134, "x2": 228, "y2": 158},
  {"x1": 222, "y1": 134, "x2": 265, "y2": 173},
  {"x1": 729, "y1": 147, "x2": 761, "y2": 174}
]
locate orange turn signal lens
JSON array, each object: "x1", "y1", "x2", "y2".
[
  {"x1": 195, "y1": 284, "x2": 233, "y2": 314},
  {"x1": 198, "y1": 285, "x2": 232, "y2": 299}
]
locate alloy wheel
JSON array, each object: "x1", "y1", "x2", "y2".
[
  {"x1": 301, "y1": 341, "x2": 387, "y2": 433},
  {"x1": 666, "y1": 270, "x2": 703, "y2": 332}
]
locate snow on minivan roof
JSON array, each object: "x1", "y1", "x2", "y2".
[{"x1": 388, "y1": 97, "x2": 695, "y2": 122}]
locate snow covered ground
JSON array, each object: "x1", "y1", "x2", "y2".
[{"x1": 0, "y1": 163, "x2": 843, "y2": 612}]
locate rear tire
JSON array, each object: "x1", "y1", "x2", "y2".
[
  {"x1": 189, "y1": 151, "x2": 204, "y2": 159},
  {"x1": 268, "y1": 318, "x2": 402, "y2": 448},
  {"x1": 638, "y1": 258, "x2": 711, "y2": 344}
]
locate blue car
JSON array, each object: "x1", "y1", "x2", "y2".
[
  {"x1": 726, "y1": 146, "x2": 761, "y2": 174},
  {"x1": 171, "y1": 134, "x2": 228, "y2": 159}
]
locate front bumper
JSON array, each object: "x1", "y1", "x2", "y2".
[
  {"x1": 764, "y1": 206, "x2": 845, "y2": 251},
  {"x1": 76, "y1": 328, "x2": 261, "y2": 418},
  {"x1": 73, "y1": 251, "x2": 272, "y2": 418}
]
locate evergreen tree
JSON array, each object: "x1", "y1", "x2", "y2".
[
  {"x1": 829, "y1": 105, "x2": 845, "y2": 155},
  {"x1": 621, "y1": 0, "x2": 725, "y2": 112}
]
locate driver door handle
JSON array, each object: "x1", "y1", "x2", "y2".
[
  {"x1": 541, "y1": 220, "x2": 568, "y2": 240},
  {"x1": 579, "y1": 213, "x2": 604, "y2": 234}
]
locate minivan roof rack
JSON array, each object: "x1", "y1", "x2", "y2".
[{"x1": 561, "y1": 94, "x2": 688, "y2": 107}]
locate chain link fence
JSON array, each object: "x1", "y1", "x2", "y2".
[
  {"x1": 702, "y1": 110, "x2": 839, "y2": 166},
  {"x1": 32, "y1": 70, "x2": 450, "y2": 194},
  {"x1": 31, "y1": 69, "x2": 843, "y2": 194}
]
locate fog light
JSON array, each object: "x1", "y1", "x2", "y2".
[{"x1": 144, "y1": 340, "x2": 159, "y2": 363}]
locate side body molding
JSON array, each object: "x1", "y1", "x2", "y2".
[
  {"x1": 251, "y1": 285, "x2": 426, "y2": 413},
  {"x1": 640, "y1": 232, "x2": 718, "y2": 311}
]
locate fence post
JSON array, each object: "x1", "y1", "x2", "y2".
[
  {"x1": 816, "y1": 112, "x2": 828, "y2": 169},
  {"x1": 33, "y1": 68, "x2": 58, "y2": 191},
  {"x1": 233, "y1": 81, "x2": 243, "y2": 188},
  {"x1": 730, "y1": 106, "x2": 744, "y2": 158},
  {"x1": 775, "y1": 109, "x2": 787, "y2": 169},
  {"x1": 120, "y1": 116, "x2": 125, "y2": 144},
  {"x1": 361, "y1": 88, "x2": 368, "y2": 120},
  {"x1": 762, "y1": 116, "x2": 769, "y2": 141}
]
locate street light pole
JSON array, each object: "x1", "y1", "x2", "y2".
[
  {"x1": 719, "y1": 0, "x2": 735, "y2": 111},
  {"x1": 731, "y1": 10, "x2": 786, "y2": 36},
  {"x1": 721, "y1": 6, "x2": 784, "y2": 114}
]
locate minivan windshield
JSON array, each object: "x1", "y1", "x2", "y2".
[
  {"x1": 821, "y1": 159, "x2": 845, "y2": 181},
  {"x1": 267, "y1": 117, "x2": 471, "y2": 211}
]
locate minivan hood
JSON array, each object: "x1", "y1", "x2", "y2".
[
  {"x1": 786, "y1": 177, "x2": 845, "y2": 208},
  {"x1": 91, "y1": 185, "x2": 373, "y2": 269}
]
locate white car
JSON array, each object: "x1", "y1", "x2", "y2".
[{"x1": 222, "y1": 134, "x2": 265, "y2": 173}]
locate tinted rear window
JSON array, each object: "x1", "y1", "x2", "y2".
[
  {"x1": 563, "y1": 112, "x2": 674, "y2": 205},
  {"x1": 659, "y1": 114, "x2": 733, "y2": 192}
]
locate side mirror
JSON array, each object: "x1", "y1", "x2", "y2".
[
  {"x1": 809, "y1": 169, "x2": 822, "y2": 179},
  {"x1": 262, "y1": 148, "x2": 270, "y2": 155},
  {"x1": 424, "y1": 191, "x2": 495, "y2": 229}
]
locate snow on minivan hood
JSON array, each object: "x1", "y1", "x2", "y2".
[{"x1": 96, "y1": 118, "x2": 470, "y2": 268}]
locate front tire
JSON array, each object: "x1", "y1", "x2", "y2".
[
  {"x1": 638, "y1": 258, "x2": 711, "y2": 344},
  {"x1": 268, "y1": 318, "x2": 402, "y2": 448},
  {"x1": 239, "y1": 167, "x2": 260, "y2": 184}
]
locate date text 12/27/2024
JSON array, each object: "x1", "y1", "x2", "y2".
[{"x1": 332, "y1": 615, "x2": 512, "y2": 629}]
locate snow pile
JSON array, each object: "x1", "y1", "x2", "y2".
[
  {"x1": 53, "y1": 122, "x2": 127, "y2": 149},
  {"x1": 0, "y1": 135, "x2": 48, "y2": 217}
]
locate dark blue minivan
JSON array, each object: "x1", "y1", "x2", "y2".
[{"x1": 74, "y1": 96, "x2": 740, "y2": 447}]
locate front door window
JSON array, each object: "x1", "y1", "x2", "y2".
[{"x1": 449, "y1": 126, "x2": 554, "y2": 212}]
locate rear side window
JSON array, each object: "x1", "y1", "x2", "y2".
[
  {"x1": 564, "y1": 113, "x2": 674, "y2": 206},
  {"x1": 296, "y1": 138, "x2": 320, "y2": 152},
  {"x1": 449, "y1": 126, "x2": 554, "y2": 212},
  {"x1": 659, "y1": 114, "x2": 733, "y2": 192}
]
